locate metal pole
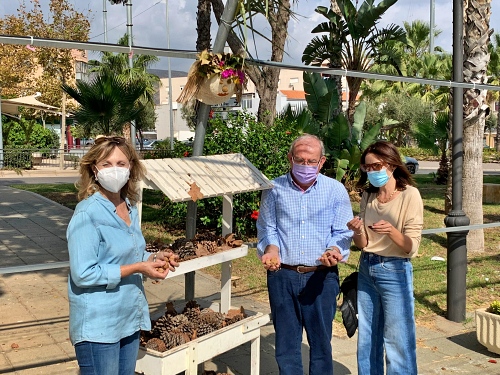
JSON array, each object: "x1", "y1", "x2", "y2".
[
  {"x1": 167, "y1": 0, "x2": 174, "y2": 150},
  {"x1": 103, "y1": 0, "x2": 108, "y2": 43},
  {"x1": 184, "y1": 0, "x2": 240, "y2": 301},
  {"x1": 126, "y1": 0, "x2": 136, "y2": 147},
  {"x1": 429, "y1": 0, "x2": 435, "y2": 53},
  {"x1": 444, "y1": 0, "x2": 470, "y2": 323}
]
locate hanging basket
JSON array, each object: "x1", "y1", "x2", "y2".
[
  {"x1": 196, "y1": 75, "x2": 236, "y2": 105},
  {"x1": 176, "y1": 49, "x2": 246, "y2": 106}
]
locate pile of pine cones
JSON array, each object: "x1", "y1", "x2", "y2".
[
  {"x1": 146, "y1": 232, "x2": 244, "y2": 261},
  {"x1": 140, "y1": 301, "x2": 247, "y2": 352}
]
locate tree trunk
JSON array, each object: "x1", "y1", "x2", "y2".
[
  {"x1": 496, "y1": 104, "x2": 500, "y2": 151},
  {"x1": 211, "y1": 0, "x2": 291, "y2": 126},
  {"x1": 196, "y1": 0, "x2": 212, "y2": 51},
  {"x1": 330, "y1": 0, "x2": 343, "y2": 118},
  {"x1": 462, "y1": 0, "x2": 492, "y2": 252}
]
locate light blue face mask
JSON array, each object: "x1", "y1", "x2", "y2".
[{"x1": 367, "y1": 168, "x2": 390, "y2": 187}]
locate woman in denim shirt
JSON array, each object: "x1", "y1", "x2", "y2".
[{"x1": 67, "y1": 136, "x2": 178, "y2": 375}]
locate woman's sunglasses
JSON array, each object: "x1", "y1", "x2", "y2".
[
  {"x1": 360, "y1": 162, "x2": 386, "y2": 172},
  {"x1": 94, "y1": 136, "x2": 126, "y2": 146}
]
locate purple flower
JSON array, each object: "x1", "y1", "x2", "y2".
[{"x1": 221, "y1": 68, "x2": 236, "y2": 79}]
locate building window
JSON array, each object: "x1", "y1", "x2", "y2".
[
  {"x1": 75, "y1": 61, "x2": 88, "y2": 81},
  {"x1": 242, "y1": 98, "x2": 253, "y2": 109}
]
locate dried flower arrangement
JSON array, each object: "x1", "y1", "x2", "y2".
[{"x1": 177, "y1": 49, "x2": 246, "y2": 105}]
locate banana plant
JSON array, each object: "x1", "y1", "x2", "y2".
[{"x1": 287, "y1": 71, "x2": 397, "y2": 184}]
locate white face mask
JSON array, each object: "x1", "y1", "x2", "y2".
[{"x1": 96, "y1": 166, "x2": 130, "y2": 193}]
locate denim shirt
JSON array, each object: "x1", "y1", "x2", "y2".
[
  {"x1": 257, "y1": 173, "x2": 353, "y2": 266},
  {"x1": 67, "y1": 192, "x2": 151, "y2": 345}
]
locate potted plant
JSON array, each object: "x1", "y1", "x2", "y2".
[
  {"x1": 177, "y1": 49, "x2": 246, "y2": 106},
  {"x1": 475, "y1": 300, "x2": 500, "y2": 354}
]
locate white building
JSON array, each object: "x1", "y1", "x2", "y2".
[{"x1": 151, "y1": 68, "x2": 320, "y2": 141}]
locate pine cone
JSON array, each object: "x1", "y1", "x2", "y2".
[
  {"x1": 145, "y1": 337, "x2": 167, "y2": 352},
  {"x1": 171, "y1": 238, "x2": 197, "y2": 260},
  {"x1": 225, "y1": 306, "x2": 247, "y2": 325},
  {"x1": 183, "y1": 300, "x2": 201, "y2": 321},
  {"x1": 162, "y1": 330, "x2": 191, "y2": 350},
  {"x1": 199, "y1": 309, "x2": 225, "y2": 331}
]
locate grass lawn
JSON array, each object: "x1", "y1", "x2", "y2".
[{"x1": 11, "y1": 174, "x2": 500, "y2": 328}]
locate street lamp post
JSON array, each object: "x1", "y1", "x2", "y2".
[
  {"x1": 126, "y1": 0, "x2": 136, "y2": 148},
  {"x1": 166, "y1": 0, "x2": 174, "y2": 150}
]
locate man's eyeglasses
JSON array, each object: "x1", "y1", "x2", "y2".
[
  {"x1": 292, "y1": 156, "x2": 321, "y2": 166},
  {"x1": 94, "y1": 136, "x2": 126, "y2": 146},
  {"x1": 360, "y1": 162, "x2": 386, "y2": 172}
]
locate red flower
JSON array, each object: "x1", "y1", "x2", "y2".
[
  {"x1": 209, "y1": 110, "x2": 214, "y2": 119},
  {"x1": 285, "y1": 131, "x2": 291, "y2": 135},
  {"x1": 183, "y1": 151, "x2": 189, "y2": 157},
  {"x1": 250, "y1": 210, "x2": 259, "y2": 220}
]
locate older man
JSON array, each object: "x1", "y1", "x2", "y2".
[{"x1": 257, "y1": 134, "x2": 353, "y2": 374}]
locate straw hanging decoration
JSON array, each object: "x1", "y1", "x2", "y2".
[{"x1": 177, "y1": 50, "x2": 246, "y2": 106}]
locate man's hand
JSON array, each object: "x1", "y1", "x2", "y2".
[
  {"x1": 262, "y1": 245, "x2": 280, "y2": 271},
  {"x1": 318, "y1": 247, "x2": 342, "y2": 267}
]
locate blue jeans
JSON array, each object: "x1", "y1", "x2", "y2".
[
  {"x1": 357, "y1": 252, "x2": 417, "y2": 375},
  {"x1": 74, "y1": 331, "x2": 140, "y2": 375},
  {"x1": 267, "y1": 267, "x2": 339, "y2": 375}
]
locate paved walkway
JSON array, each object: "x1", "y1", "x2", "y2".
[{"x1": 0, "y1": 170, "x2": 499, "y2": 374}]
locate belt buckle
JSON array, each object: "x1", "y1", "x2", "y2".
[{"x1": 296, "y1": 266, "x2": 305, "y2": 273}]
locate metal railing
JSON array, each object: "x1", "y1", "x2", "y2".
[{"x1": 0, "y1": 147, "x2": 181, "y2": 170}]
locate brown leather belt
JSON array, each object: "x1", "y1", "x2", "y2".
[{"x1": 280, "y1": 264, "x2": 329, "y2": 273}]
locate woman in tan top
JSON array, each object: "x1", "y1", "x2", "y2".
[{"x1": 347, "y1": 140, "x2": 423, "y2": 375}]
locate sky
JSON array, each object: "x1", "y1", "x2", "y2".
[{"x1": 1, "y1": 0, "x2": 500, "y2": 73}]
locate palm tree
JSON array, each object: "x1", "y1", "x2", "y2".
[
  {"x1": 462, "y1": 0, "x2": 492, "y2": 253},
  {"x1": 302, "y1": 1, "x2": 406, "y2": 124},
  {"x1": 61, "y1": 72, "x2": 146, "y2": 136},
  {"x1": 88, "y1": 34, "x2": 160, "y2": 144}
]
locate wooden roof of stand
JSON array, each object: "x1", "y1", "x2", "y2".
[{"x1": 140, "y1": 153, "x2": 274, "y2": 202}]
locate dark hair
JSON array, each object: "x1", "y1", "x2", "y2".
[
  {"x1": 356, "y1": 140, "x2": 415, "y2": 193},
  {"x1": 76, "y1": 135, "x2": 146, "y2": 204}
]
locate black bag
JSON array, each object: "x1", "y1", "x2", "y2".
[{"x1": 338, "y1": 271, "x2": 358, "y2": 338}]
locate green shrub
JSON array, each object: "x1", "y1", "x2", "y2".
[
  {"x1": 157, "y1": 112, "x2": 300, "y2": 239},
  {"x1": 488, "y1": 300, "x2": 500, "y2": 315}
]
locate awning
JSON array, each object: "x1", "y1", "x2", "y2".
[{"x1": 1, "y1": 94, "x2": 62, "y2": 116}]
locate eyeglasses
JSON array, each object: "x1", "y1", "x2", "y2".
[
  {"x1": 360, "y1": 162, "x2": 386, "y2": 172},
  {"x1": 94, "y1": 136, "x2": 126, "y2": 146},
  {"x1": 292, "y1": 156, "x2": 321, "y2": 166}
]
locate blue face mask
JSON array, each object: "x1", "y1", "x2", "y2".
[{"x1": 367, "y1": 168, "x2": 390, "y2": 187}]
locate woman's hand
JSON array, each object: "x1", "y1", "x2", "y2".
[
  {"x1": 369, "y1": 220, "x2": 394, "y2": 235},
  {"x1": 142, "y1": 259, "x2": 169, "y2": 279},
  {"x1": 347, "y1": 216, "x2": 365, "y2": 236}
]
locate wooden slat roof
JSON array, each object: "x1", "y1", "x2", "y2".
[{"x1": 140, "y1": 153, "x2": 274, "y2": 202}]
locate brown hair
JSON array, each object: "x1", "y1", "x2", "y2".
[
  {"x1": 356, "y1": 140, "x2": 415, "y2": 193},
  {"x1": 76, "y1": 136, "x2": 146, "y2": 204}
]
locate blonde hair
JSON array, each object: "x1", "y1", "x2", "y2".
[{"x1": 76, "y1": 136, "x2": 146, "y2": 205}]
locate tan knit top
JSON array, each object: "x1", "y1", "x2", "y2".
[{"x1": 359, "y1": 185, "x2": 423, "y2": 258}]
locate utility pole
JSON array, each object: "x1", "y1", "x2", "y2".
[
  {"x1": 103, "y1": 0, "x2": 108, "y2": 43},
  {"x1": 429, "y1": 0, "x2": 435, "y2": 53}
]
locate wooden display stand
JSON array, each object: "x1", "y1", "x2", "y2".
[{"x1": 137, "y1": 154, "x2": 273, "y2": 374}]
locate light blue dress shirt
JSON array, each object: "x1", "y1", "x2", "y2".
[
  {"x1": 67, "y1": 192, "x2": 151, "y2": 345},
  {"x1": 257, "y1": 173, "x2": 353, "y2": 266}
]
